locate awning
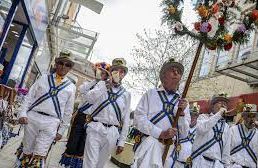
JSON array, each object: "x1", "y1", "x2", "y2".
[
  {"x1": 70, "y1": 0, "x2": 103, "y2": 14},
  {"x1": 49, "y1": 21, "x2": 98, "y2": 59},
  {"x1": 216, "y1": 50, "x2": 258, "y2": 86}
]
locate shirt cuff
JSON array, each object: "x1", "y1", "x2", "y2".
[
  {"x1": 150, "y1": 126, "x2": 163, "y2": 139},
  {"x1": 117, "y1": 139, "x2": 125, "y2": 147}
]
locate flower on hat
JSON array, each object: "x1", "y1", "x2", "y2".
[
  {"x1": 218, "y1": 92, "x2": 228, "y2": 97},
  {"x1": 94, "y1": 62, "x2": 110, "y2": 71}
]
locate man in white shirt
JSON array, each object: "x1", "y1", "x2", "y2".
[
  {"x1": 167, "y1": 103, "x2": 199, "y2": 168},
  {"x1": 188, "y1": 93, "x2": 231, "y2": 168},
  {"x1": 82, "y1": 58, "x2": 131, "y2": 168},
  {"x1": 60, "y1": 62, "x2": 110, "y2": 168},
  {"x1": 229, "y1": 104, "x2": 258, "y2": 168},
  {"x1": 132, "y1": 58, "x2": 190, "y2": 168},
  {"x1": 17, "y1": 51, "x2": 76, "y2": 167}
]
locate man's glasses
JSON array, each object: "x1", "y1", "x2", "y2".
[{"x1": 57, "y1": 61, "x2": 72, "y2": 68}]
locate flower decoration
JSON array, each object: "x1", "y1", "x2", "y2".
[
  {"x1": 94, "y1": 62, "x2": 111, "y2": 72},
  {"x1": 200, "y1": 22, "x2": 212, "y2": 33},
  {"x1": 161, "y1": 0, "x2": 258, "y2": 51}
]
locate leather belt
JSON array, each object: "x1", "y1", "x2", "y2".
[{"x1": 33, "y1": 110, "x2": 57, "y2": 118}]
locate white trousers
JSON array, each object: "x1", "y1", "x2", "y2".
[
  {"x1": 22, "y1": 111, "x2": 59, "y2": 156},
  {"x1": 83, "y1": 122, "x2": 120, "y2": 168},
  {"x1": 131, "y1": 136, "x2": 165, "y2": 168}
]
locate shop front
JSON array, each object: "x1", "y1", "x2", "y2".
[{"x1": 0, "y1": 0, "x2": 48, "y2": 88}]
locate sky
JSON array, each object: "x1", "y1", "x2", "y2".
[{"x1": 76, "y1": 0, "x2": 196, "y2": 108}]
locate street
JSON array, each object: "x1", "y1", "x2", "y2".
[{"x1": 0, "y1": 127, "x2": 119, "y2": 168}]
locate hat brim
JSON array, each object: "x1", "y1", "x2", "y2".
[
  {"x1": 55, "y1": 57, "x2": 75, "y2": 66},
  {"x1": 211, "y1": 97, "x2": 229, "y2": 104},
  {"x1": 160, "y1": 62, "x2": 184, "y2": 75},
  {"x1": 110, "y1": 65, "x2": 128, "y2": 74},
  {"x1": 171, "y1": 62, "x2": 184, "y2": 74}
]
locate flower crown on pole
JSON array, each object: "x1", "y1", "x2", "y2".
[{"x1": 161, "y1": 0, "x2": 258, "y2": 51}]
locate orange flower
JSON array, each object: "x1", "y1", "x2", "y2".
[
  {"x1": 224, "y1": 34, "x2": 233, "y2": 43},
  {"x1": 168, "y1": 5, "x2": 176, "y2": 15},
  {"x1": 197, "y1": 5, "x2": 209, "y2": 18}
]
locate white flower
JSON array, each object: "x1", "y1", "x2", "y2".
[{"x1": 174, "y1": 21, "x2": 183, "y2": 31}]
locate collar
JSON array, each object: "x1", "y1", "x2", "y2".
[
  {"x1": 53, "y1": 73, "x2": 69, "y2": 84},
  {"x1": 157, "y1": 86, "x2": 179, "y2": 95},
  {"x1": 241, "y1": 123, "x2": 255, "y2": 134}
]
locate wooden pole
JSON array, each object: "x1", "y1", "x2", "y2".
[{"x1": 162, "y1": 42, "x2": 204, "y2": 165}]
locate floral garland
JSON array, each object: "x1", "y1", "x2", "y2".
[{"x1": 162, "y1": 0, "x2": 258, "y2": 51}]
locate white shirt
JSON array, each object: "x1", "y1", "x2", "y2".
[
  {"x1": 134, "y1": 87, "x2": 190, "y2": 140},
  {"x1": 77, "y1": 80, "x2": 98, "y2": 112},
  {"x1": 83, "y1": 81, "x2": 131, "y2": 147},
  {"x1": 230, "y1": 124, "x2": 258, "y2": 168},
  {"x1": 18, "y1": 73, "x2": 76, "y2": 135},
  {"x1": 192, "y1": 112, "x2": 231, "y2": 165}
]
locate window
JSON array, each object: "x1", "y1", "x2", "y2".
[
  {"x1": 199, "y1": 48, "x2": 213, "y2": 77},
  {"x1": 0, "y1": 0, "x2": 12, "y2": 37},
  {"x1": 8, "y1": 30, "x2": 33, "y2": 84},
  {"x1": 237, "y1": 31, "x2": 255, "y2": 62},
  {"x1": 216, "y1": 50, "x2": 231, "y2": 68}
]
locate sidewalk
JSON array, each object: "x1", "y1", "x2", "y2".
[{"x1": 0, "y1": 128, "x2": 118, "y2": 168}]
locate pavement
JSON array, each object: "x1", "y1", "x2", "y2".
[{"x1": 0, "y1": 127, "x2": 119, "y2": 168}]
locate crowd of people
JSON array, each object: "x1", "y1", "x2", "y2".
[{"x1": 13, "y1": 51, "x2": 257, "y2": 168}]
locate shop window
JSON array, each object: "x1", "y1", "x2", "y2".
[
  {"x1": 237, "y1": 31, "x2": 255, "y2": 62},
  {"x1": 199, "y1": 48, "x2": 213, "y2": 77},
  {"x1": 34, "y1": 35, "x2": 51, "y2": 74},
  {"x1": 0, "y1": 0, "x2": 12, "y2": 37},
  {"x1": 8, "y1": 30, "x2": 33, "y2": 84}
]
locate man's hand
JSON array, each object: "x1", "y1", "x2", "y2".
[
  {"x1": 18, "y1": 117, "x2": 28, "y2": 124},
  {"x1": 178, "y1": 99, "x2": 188, "y2": 114},
  {"x1": 219, "y1": 107, "x2": 227, "y2": 116},
  {"x1": 116, "y1": 146, "x2": 124, "y2": 155},
  {"x1": 54, "y1": 133, "x2": 62, "y2": 141},
  {"x1": 159, "y1": 128, "x2": 177, "y2": 140}
]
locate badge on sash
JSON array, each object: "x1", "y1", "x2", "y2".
[
  {"x1": 134, "y1": 135, "x2": 141, "y2": 143},
  {"x1": 176, "y1": 144, "x2": 181, "y2": 152},
  {"x1": 85, "y1": 115, "x2": 92, "y2": 124}
]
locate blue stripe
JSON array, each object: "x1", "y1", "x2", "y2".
[
  {"x1": 91, "y1": 100, "x2": 110, "y2": 117},
  {"x1": 192, "y1": 139, "x2": 217, "y2": 159},
  {"x1": 27, "y1": 74, "x2": 71, "y2": 119},
  {"x1": 112, "y1": 102, "x2": 122, "y2": 123},
  {"x1": 191, "y1": 121, "x2": 224, "y2": 160},
  {"x1": 53, "y1": 96, "x2": 61, "y2": 119},
  {"x1": 150, "y1": 91, "x2": 179, "y2": 126},
  {"x1": 231, "y1": 124, "x2": 257, "y2": 163},
  {"x1": 78, "y1": 103, "x2": 92, "y2": 113},
  {"x1": 90, "y1": 87, "x2": 125, "y2": 122},
  {"x1": 28, "y1": 93, "x2": 50, "y2": 111}
]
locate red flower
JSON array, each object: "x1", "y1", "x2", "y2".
[
  {"x1": 218, "y1": 17, "x2": 225, "y2": 25},
  {"x1": 194, "y1": 22, "x2": 201, "y2": 31},
  {"x1": 251, "y1": 10, "x2": 258, "y2": 21},
  {"x1": 224, "y1": 43, "x2": 233, "y2": 51}
]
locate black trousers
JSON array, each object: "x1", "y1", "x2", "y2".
[{"x1": 65, "y1": 112, "x2": 86, "y2": 156}]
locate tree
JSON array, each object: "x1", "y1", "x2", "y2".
[{"x1": 125, "y1": 28, "x2": 198, "y2": 94}]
